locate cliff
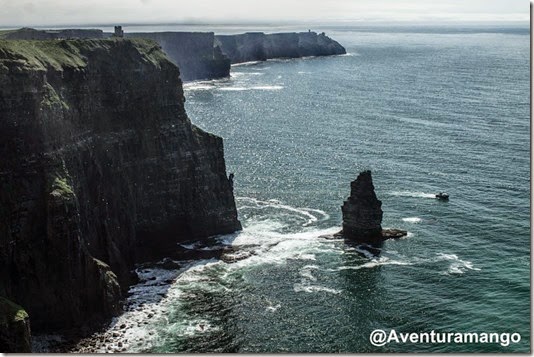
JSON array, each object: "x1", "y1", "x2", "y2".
[
  {"x1": 0, "y1": 297, "x2": 31, "y2": 352},
  {"x1": 0, "y1": 38, "x2": 241, "y2": 345},
  {"x1": 215, "y1": 31, "x2": 346, "y2": 64},
  {"x1": 1, "y1": 29, "x2": 346, "y2": 81},
  {"x1": 125, "y1": 32, "x2": 231, "y2": 81}
]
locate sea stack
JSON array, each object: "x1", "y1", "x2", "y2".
[
  {"x1": 341, "y1": 171, "x2": 383, "y2": 241},
  {"x1": 341, "y1": 171, "x2": 407, "y2": 243}
]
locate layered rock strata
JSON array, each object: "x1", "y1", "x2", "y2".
[
  {"x1": 0, "y1": 38, "x2": 241, "y2": 346},
  {"x1": 125, "y1": 32, "x2": 231, "y2": 81},
  {"x1": 341, "y1": 171, "x2": 407, "y2": 242},
  {"x1": 215, "y1": 31, "x2": 346, "y2": 64}
]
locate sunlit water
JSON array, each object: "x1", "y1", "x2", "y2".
[{"x1": 104, "y1": 26, "x2": 530, "y2": 353}]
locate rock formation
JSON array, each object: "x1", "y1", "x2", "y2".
[
  {"x1": 125, "y1": 32, "x2": 231, "y2": 81},
  {"x1": 341, "y1": 171, "x2": 407, "y2": 243},
  {"x1": 0, "y1": 298, "x2": 31, "y2": 352},
  {"x1": 215, "y1": 31, "x2": 346, "y2": 64},
  {"x1": 341, "y1": 171, "x2": 384, "y2": 241},
  {"x1": 0, "y1": 38, "x2": 241, "y2": 349}
]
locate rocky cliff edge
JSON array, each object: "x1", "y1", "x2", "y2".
[{"x1": 0, "y1": 38, "x2": 241, "y2": 342}]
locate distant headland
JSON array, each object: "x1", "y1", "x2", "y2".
[{"x1": 0, "y1": 26, "x2": 346, "y2": 81}]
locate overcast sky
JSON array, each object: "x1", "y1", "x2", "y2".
[{"x1": 0, "y1": 0, "x2": 528, "y2": 27}]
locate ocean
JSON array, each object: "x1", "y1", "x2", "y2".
[{"x1": 88, "y1": 25, "x2": 530, "y2": 353}]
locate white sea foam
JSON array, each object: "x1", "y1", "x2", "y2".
[
  {"x1": 218, "y1": 85, "x2": 283, "y2": 91},
  {"x1": 182, "y1": 78, "x2": 230, "y2": 91},
  {"x1": 231, "y1": 61, "x2": 263, "y2": 67},
  {"x1": 266, "y1": 303, "x2": 282, "y2": 312},
  {"x1": 231, "y1": 72, "x2": 264, "y2": 77},
  {"x1": 78, "y1": 193, "x2": 482, "y2": 353},
  {"x1": 434, "y1": 253, "x2": 481, "y2": 275},
  {"x1": 293, "y1": 283, "x2": 341, "y2": 295},
  {"x1": 299, "y1": 265, "x2": 319, "y2": 281},
  {"x1": 402, "y1": 217, "x2": 422, "y2": 223},
  {"x1": 179, "y1": 242, "x2": 199, "y2": 250},
  {"x1": 335, "y1": 256, "x2": 413, "y2": 271},
  {"x1": 236, "y1": 196, "x2": 330, "y2": 227}
]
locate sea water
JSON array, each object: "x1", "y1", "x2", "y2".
[{"x1": 120, "y1": 25, "x2": 530, "y2": 353}]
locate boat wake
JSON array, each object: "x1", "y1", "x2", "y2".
[{"x1": 390, "y1": 191, "x2": 436, "y2": 199}]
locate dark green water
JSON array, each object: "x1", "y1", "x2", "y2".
[{"x1": 119, "y1": 26, "x2": 530, "y2": 353}]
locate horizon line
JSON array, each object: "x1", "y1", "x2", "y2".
[{"x1": 1, "y1": 18, "x2": 529, "y2": 31}]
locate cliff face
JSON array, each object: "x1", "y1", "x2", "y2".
[
  {"x1": 125, "y1": 32, "x2": 231, "y2": 81},
  {"x1": 0, "y1": 298, "x2": 31, "y2": 352},
  {"x1": 0, "y1": 38, "x2": 240, "y2": 335},
  {"x1": 216, "y1": 31, "x2": 346, "y2": 64},
  {"x1": 341, "y1": 171, "x2": 383, "y2": 241}
]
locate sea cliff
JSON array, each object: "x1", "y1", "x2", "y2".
[
  {"x1": 0, "y1": 38, "x2": 240, "y2": 351},
  {"x1": 124, "y1": 32, "x2": 231, "y2": 81},
  {"x1": 215, "y1": 31, "x2": 346, "y2": 64},
  {"x1": 1, "y1": 28, "x2": 346, "y2": 81}
]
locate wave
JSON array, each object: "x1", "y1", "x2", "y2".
[
  {"x1": 390, "y1": 191, "x2": 436, "y2": 199},
  {"x1": 299, "y1": 265, "x2": 320, "y2": 281},
  {"x1": 265, "y1": 303, "x2": 282, "y2": 312},
  {"x1": 231, "y1": 72, "x2": 264, "y2": 77},
  {"x1": 76, "y1": 196, "x2": 480, "y2": 352},
  {"x1": 236, "y1": 196, "x2": 330, "y2": 227},
  {"x1": 335, "y1": 249, "x2": 480, "y2": 276},
  {"x1": 293, "y1": 283, "x2": 341, "y2": 295},
  {"x1": 231, "y1": 61, "x2": 263, "y2": 67},
  {"x1": 434, "y1": 253, "x2": 481, "y2": 275},
  {"x1": 333, "y1": 256, "x2": 413, "y2": 271},
  {"x1": 182, "y1": 77, "x2": 230, "y2": 91}
]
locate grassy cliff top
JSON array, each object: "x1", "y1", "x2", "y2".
[
  {"x1": 0, "y1": 38, "x2": 171, "y2": 72},
  {"x1": 0, "y1": 297, "x2": 28, "y2": 324}
]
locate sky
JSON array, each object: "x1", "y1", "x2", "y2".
[{"x1": 0, "y1": 0, "x2": 528, "y2": 27}]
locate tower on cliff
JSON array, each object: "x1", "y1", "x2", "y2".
[{"x1": 113, "y1": 26, "x2": 124, "y2": 38}]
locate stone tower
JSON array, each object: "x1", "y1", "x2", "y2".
[{"x1": 114, "y1": 26, "x2": 124, "y2": 38}]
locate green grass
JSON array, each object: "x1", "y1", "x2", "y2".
[
  {"x1": 41, "y1": 82, "x2": 69, "y2": 110},
  {"x1": 0, "y1": 38, "x2": 171, "y2": 72},
  {"x1": 0, "y1": 29, "x2": 17, "y2": 39},
  {"x1": 0, "y1": 297, "x2": 28, "y2": 324},
  {"x1": 51, "y1": 176, "x2": 74, "y2": 198}
]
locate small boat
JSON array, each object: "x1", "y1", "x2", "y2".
[{"x1": 435, "y1": 192, "x2": 449, "y2": 200}]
